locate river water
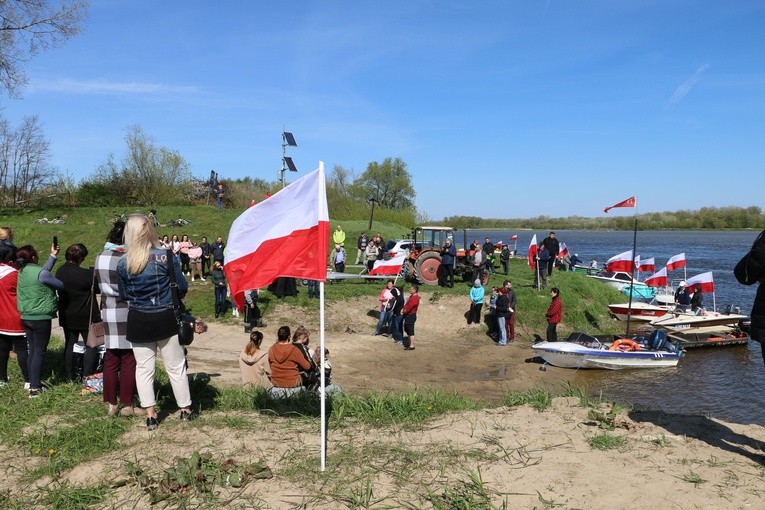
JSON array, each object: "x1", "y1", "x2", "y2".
[{"x1": 473, "y1": 229, "x2": 765, "y2": 426}]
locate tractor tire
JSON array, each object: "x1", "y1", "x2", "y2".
[{"x1": 414, "y1": 252, "x2": 441, "y2": 286}]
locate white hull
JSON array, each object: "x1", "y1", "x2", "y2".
[
  {"x1": 650, "y1": 312, "x2": 748, "y2": 333},
  {"x1": 608, "y1": 302, "x2": 672, "y2": 321},
  {"x1": 532, "y1": 341, "x2": 682, "y2": 370}
]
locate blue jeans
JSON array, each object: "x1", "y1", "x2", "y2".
[
  {"x1": 391, "y1": 314, "x2": 404, "y2": 344},
  {"x1": 214, "y1": 286, "x2": 227, "y2": 315},
  {"x1": 497, "y1": 316, "x2": 507, "y2": 345},
  {"x1": 23, "y1": 319, "x2": 52, "y2": 390},
  {"x1": 375, "y1": 309, "x2": 389, "y2": 335},
  {"x1": 307, "y1": 280, "x2": 319, "y2": 298}
]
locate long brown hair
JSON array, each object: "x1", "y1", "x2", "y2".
[{"x1": 244, "y1": 331, "x2": 263, "y2": 356}]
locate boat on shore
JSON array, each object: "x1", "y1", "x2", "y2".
[
  {"x1": 608, "y1": 301, "x2": 672, "y2": 321},
  {"x1": 532, "y1": 330, "x2": 684, "y2": 370},
  {"x1": 586, "y1": 271, "x2": 653, "y2": 294},
  {"x1": 649, "y1": 310, "x2": 749, "y2": 334}
]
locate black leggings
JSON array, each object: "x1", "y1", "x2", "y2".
[
  {"x1": 0, "y1": 333, "x2": 29, "y2": 383},
  {"x1": 180, "y1": 253, "x2": 190, "y2": 273},
  {"x1": 23, "y1": 319, "x2": 51, "y2": 390},
  {"x1": 63, "y1": 328, "x2": 100, "y2": 381}
]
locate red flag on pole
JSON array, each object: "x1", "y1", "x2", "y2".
[
  {"x1": 510, "y1": 235, "x2": 518, "y2": 241},
  {"x1": 605, "y1": 250, "x2": 634, "y2": 272},
  {"x1": 666, "y1": 253, "x2": 686, "y2": 271},
  {"x1": 638, "y1": 257, "x2": 655, "y2": 273},
  {"x1": 685, "y1": 271, "x2": 715, "y2": 293},
  {"x1": 224, "y1": 165, "x2": 330, "y2": 309},
  {"x1": 527, "y1": 234, "x2": 538, "y2": 270},
  {"x1": 604, "y1": 196, "x2": 636, "y2": 213},
  {"x1": 644, "y1": 267, "x2": 668, "y2": 287}
]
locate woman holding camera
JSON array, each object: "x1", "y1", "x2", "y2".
[{"x1": 116, "y1": 215, "x2": 197, "y2": 430}]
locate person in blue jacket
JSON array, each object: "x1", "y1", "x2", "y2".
[{"x1": 439, "y1": 238, "x2": 456, "y2": 288}]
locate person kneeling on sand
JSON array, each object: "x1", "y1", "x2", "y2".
[
  {"x1": 268, "y1": 326, "x2": 313, "y2": 389},
  {"x1": 239, "y1": 331, "x2": 272, "y2": 389}
]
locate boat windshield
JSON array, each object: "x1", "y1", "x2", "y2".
[{"x1": 564, "y1": 332, "x2": 605, "y2": 348}]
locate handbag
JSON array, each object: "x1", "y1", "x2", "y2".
[
  {"x1": 167, "y1": 250, "x2": 195, "y2": 346},
  {"x1": 86, "y1": 270, "x2": 105, "y2": 348}
]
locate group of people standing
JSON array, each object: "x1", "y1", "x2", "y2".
[
  {"x1": 373, "y1": 279, "x2": 419, "y2": 350},
  {"x1": 0, "y1": 216, "x2": 200, "y2": 431}
]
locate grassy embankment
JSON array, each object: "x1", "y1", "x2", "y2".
[
  {"x1": 3, "y1": 205, "x2": 626, "y2": 336},
  {"x1": 0, "y1": 206, "x2": 632, "y2": 508}
]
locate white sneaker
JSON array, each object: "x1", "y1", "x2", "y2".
[
  {"x1": 192, "y1": 277, "x2": 195, "y2": 282},
  {"x1": 24, "y1": 382, "x2": 30, "y2": 390},
  {"x1": 200, "y1": 278, "x2": 206, "y2": 281}
]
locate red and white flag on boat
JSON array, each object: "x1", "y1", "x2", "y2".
[
  {"x1": 638, "y1": 257, "x2": 655, "y2": 273},
  {"x1": 224, "y1": 164, "x2": 330, "y2": 309},
  {"x1": 557, "y1": 242, "x2": 569, "y2": 260},
  {"x1": 528, "y1": 235, "x2": 538, "y2": 271},
  {"x1": 685, "y1": 271, "x2": 715, "y2": 293},
  {"x1": 666, "y1": 253, "x2": 686, "y2": 271},
  {"x1": 644, "y1": 267, "x2": 668, "y2": 287},
  {"x1": 603, "y1": 196, "x2": 636, "y2": 213},
  {"x1": 510, "y1": 235, "x2": 518, "y2": 241},
  {"x1": 605, "y1": 250, "x2": 634, "y2": 273},
  {"x1": 369, "y1": 252, "x2": 405, "y2": 276}
]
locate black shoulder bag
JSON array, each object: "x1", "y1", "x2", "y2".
[{"x1": 167, "y1": 250, "x2": 196, "y2": 346}]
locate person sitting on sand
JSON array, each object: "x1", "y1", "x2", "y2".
[
  {"x1": 268, "y1": 325, "x2": 313, "y2": 388},
  {"x1": 239, "y1": 331, "x2": 272, "y2": 389},
  {"x1": 292, "y1": 325, "x2": 319, "y2": 387}
]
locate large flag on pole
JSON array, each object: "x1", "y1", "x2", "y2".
[
  {"x1": 644, "y1": 267, "x2": 668, "y2": 287},
  {"x1": 557, "y1": 242, "x2": 569, "y2": 260},
  {"x1": 605, "y1": 250, "x2": 634, "y2": 272},
  {"x1": 527, "y1": 234, "x2": 538, "y2": 270},
  {"x1": 604, "y1": 196, "x2": 636, "y2": 213},
  {"x1": 685, "y1": 271, "x2": 715, "y2": 293},
  {"x1": 224, "y1": 165, "x2": 330, "y2": 309},
  {"x1": 666, "y1": 253, "x2": 686, "y2": 271}
]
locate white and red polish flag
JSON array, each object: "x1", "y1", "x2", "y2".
[
  {"x1": 644, "y1": 267, "x2": 668, "y2": 287},
  {"x1": 510, "y1": 235, "x2": 518, "y2": 241},
  {"x1": 604, "y1": 196, "x2": 636, "y2": 213},
  {"x1": 605, "y1": 250, "x2": 634, "y2": 272},
  {"x1": 528, "y1": 234, "x2": 538, "y2": 271},
  {"x1": 370, "y1": 252, "x2": 406, "y2": 276},
  {"x1": 685, "y1": 271, "x2": 715, "y2": 293},
  {"x1": 666, "y1": 253, "x2": 686, "y2": 271},
  {"x1": 224, "y1": 164, "x2": 330, "y2": 309},
  {"x1": 557, "y1": 242, "x2": 569, "y2": 260},
  {"x1": 638, "y1": 257, "x2": 655, "y2": 273}
]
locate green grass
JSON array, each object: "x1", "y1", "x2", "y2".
[
  {"x1": 2, "y1": 205, "x2": 625, "y2": 336},
  {"x1": 587, "y1": 433, "x2": 628, "y2": 451}
]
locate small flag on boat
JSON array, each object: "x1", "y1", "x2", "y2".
[
  {"x1": 644, "y1": 267, "x2": 668, "y2": 287},
  {"x1": 667, "y1": 253, "x2": 686, "y2": 271},
  {"x1": 510, "y1": 235, "x2": 518, "y2": 241},
  {"x1": 528, "y1": 235, "x2": 538, "y2": 271},
  {"x1": 605, "y1": 250, "x2": 634, "y2": 272},
  {"x1": 604, "y1": 196, "x2": 636, "y2": 213},
  {"x1": 685, "y1": 271, "x2": 715, "y2": 293},
  {"x1": 638, "y1": 257, "x2": 655, "y2": 273}
]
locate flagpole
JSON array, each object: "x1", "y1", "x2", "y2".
[
  {"x1": 625, "y1": 202, "x2": 639, "y2": 337},
  {"x1": 319, "y1": 280, "x2": 327, "y2": 471}
]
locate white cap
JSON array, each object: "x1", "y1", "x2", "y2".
[{"x1": 679, "y1": 281, "x2": 686, "y2": 287}]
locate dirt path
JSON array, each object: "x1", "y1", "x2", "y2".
[{"x1": 183, "y1": 295, "x2": 570, "y2": 401}]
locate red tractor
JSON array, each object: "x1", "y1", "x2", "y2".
[{"x1": 406, "y1": 227, "x2": 488, "y2": 286}]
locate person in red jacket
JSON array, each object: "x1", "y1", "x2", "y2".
[
  {"x1": 545, "y1": 287, "x2": 562, "y2": 342},
  {"x1": 401, "y1": 285, "x2": 420, "y2": 350},
  {"x1": 0, "y1": 241, "x2": 29, "y2": 388}
]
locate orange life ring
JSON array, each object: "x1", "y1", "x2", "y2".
[{"x1": 609, "y1": 339, "x2": 640, "y2": 352}]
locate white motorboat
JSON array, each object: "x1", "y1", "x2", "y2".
[
  {"x1": 532, "y1": 331, "x2": 684, "y2": 370},
  {"x1": 608, "y1": 301, "x2": 673, "y2": 321},
  {"x1": 649, "y1": 310, "x2": 749, "y2": 334},
  {"x1": 586, "y1": 271, "x2": 653, "y2": 295}
]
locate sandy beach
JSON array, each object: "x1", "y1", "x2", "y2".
[{"x1": 4, "y1": 294, "x2": 764, "y2": 508}]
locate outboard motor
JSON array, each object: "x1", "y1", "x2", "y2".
[
  {"x1": 649, "y1": 330, "x2": 668, "y2": 351},
  {"x1": 738, "y1": 318, "x2": 751, "y2": 334}
]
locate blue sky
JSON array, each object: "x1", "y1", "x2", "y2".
[{"x1": 1, "y1": 1, "x2": 763, "y2": 219}]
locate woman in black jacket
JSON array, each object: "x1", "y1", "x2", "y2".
[
  {"x1": 56, "y1": 244, "x2": 100, "y2": 381},
  {"x1": 735, "y1": 229, "x2": 765, "y2": 364}
]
